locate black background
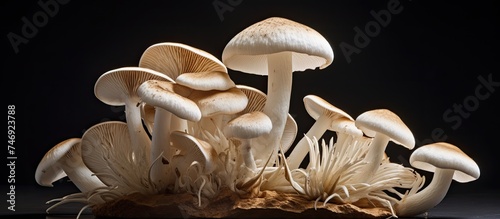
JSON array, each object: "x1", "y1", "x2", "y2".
[{"x1": 2, "y1": 0, "x2": 499, "y2": 211}]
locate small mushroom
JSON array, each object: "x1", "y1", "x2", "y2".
[
  {"x1": 287, "y1": 95, "x2": 359, "y2": 169},
  {"x1": 170, "y1": 131, "x2": 219, "y2": 175},
  {"x1": 35, "y1": 138, "x2": 105, "y2": 192},
  {"x1": 354, "y1": 109, "x2": 415, "y2": 182},
  {"x1": 222, "y1": 17, "x2": 334, "y2": 163},
  {"x1": 223, "y1": 111, "x2": 273, "y2": 170},
  {"x1": 395, "y1": 142, "x2": 480, "y2": 217},
  {"x1": 94, "y1": 67, "x2": 171, "y2": 155}
]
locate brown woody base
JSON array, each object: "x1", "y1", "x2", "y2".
[{"x1": 92, "y1": 188, "x2": 392, "y2": 218}]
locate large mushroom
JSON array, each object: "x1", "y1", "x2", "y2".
[
  {"x1": 395, "y1": 142, "x2": 480, "y2": 217},
  {"x1": 222, "y1": 17, "x2": 334, "y2": 164},
  {"x1": 354, "y1": 109, "x2": 415, "y2": 182}
]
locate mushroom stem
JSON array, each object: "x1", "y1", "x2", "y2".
[
  {"x1": 241, "y1": 139, "x2": 257, "y2": 170},
  {"x1": 355, "y1": 132, "x2": 390, "y2": 182},
  {"x1": 287, "y1": 114, "x2": 332, "y2": 169},
  {"x1": 259, "y1": 52, "x2": 293, "y2": 164},
  {"x1": 170, "y1": 116, "x2": 188, "y2": 133},
  {"x1": 150, "y1": 108, "x2": 173, "y2": 188},
  {"x1": 124, "y1": 99, "x2": 151, "y2": 157},
  {"x1": 395, "y1": 169, "x2": 454, "y2": 217}
]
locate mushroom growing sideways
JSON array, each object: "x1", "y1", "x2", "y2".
[
  {"x1": 222, "y1": 17, "x2": 334, "y2": 164},
  {"x1": 35, "y1": 138, "x2": 105, "y2": 193},
  {"x1": 395, "y1": 142, "x2": 480, "y2": 216}
]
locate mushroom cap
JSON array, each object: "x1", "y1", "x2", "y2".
[
  {"x1": 222, "y1": 17, "x2": 334, "y2": 75},
  {"x1": 35, "y1": 138, "x2": 81, "y2": 187},
  {"x1": 94, "y1": 67, "x2": 171, "y2": 106},
  {"x1": 175, "y1": 71, "x2": 235, "y2": 91},
  {"x1": 355, "y1": 109, "x2": 415, "y2": 149},
  {"x1": 170, "y1": 131, "x2": 218, "y2": 174},
  {"x1": 137, "y1": 79, "x2": 202, "y2": 121},
  {"x1": 236, "y1": 85, "x2": 267, "y2": 113},
  {"x1": 224, "y1": 111, "x2": 272, "y2": 139},
  {"x1": 139, "y1": 42, "x2": 227, "y2": 80},
  {"x1": 81, "y1": 121, "x2": 150, "y2": 187},
  {"x1": 304, "y1": 95, "x2": 353, "y2": 121},
  {"x1": 189, "y1": 87, "x2": 248, "y2": 117},
  {"x1": 410, "y1": 142, "x2": 480, "y2": 183}
]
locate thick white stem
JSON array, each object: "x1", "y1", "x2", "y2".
[
  {"x1": 395, "y1": 169, "x2": 454, "y2": 217},
  {"x1": 170, "y1": 116, "x2": 188, "y2": 133},
  {"x1": 258, "y1": 52, "x2": 293, "y2": 165},
  {"x1": 240, "y1": 139, "x2": 257, "y2": 170},
  {"x1": 125, "y1": 99, "x2": 151, "y2": 161},
  {"x1": 356, "y1": 133, "x2": 390, "y2": 182},
  {"x1": 287, "y1": 114, "x2": 332, "y2": 169},
  {"x1": 150, "y1": 108, "x2": 172, "y2": 188}
]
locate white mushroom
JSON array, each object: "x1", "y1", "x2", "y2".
[
  {"x1": 287, "y1": 95, "x2": 360, "y2": 169},
  {"x1": 170, "y1": 131, "x2": 219, "y2": 175},
  {"x1": 223, "y1": 111, "x2": 272, "y2": 170},
  {"x1": 395, "y1": 142, "x2": 480, "y2": 217},
  {"x1": 35, "y1": 138, "x2": 105, "y2": 193},
  {"x1": 94, "y1": 67, "x2": 170, "y2": 156},
  {"x1": 187, "y1": 87, "x2": 248, "y2": 133},
  {"x1": 139, "y1": 42, "x2": 228, "y2": 137},
  {"x1": 354, "y1": 109, "x2": 415, "y2": 182},
  {"x1": 137, "y1": 79, "x2": 202, "y2": 190},
  {"x1": 222, "y1": 17, "x2": 334, "y2": 164}
]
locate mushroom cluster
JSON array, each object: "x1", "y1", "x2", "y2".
[{"x1": 35, "y1": 17, "x2": 480, "y2": 218}]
